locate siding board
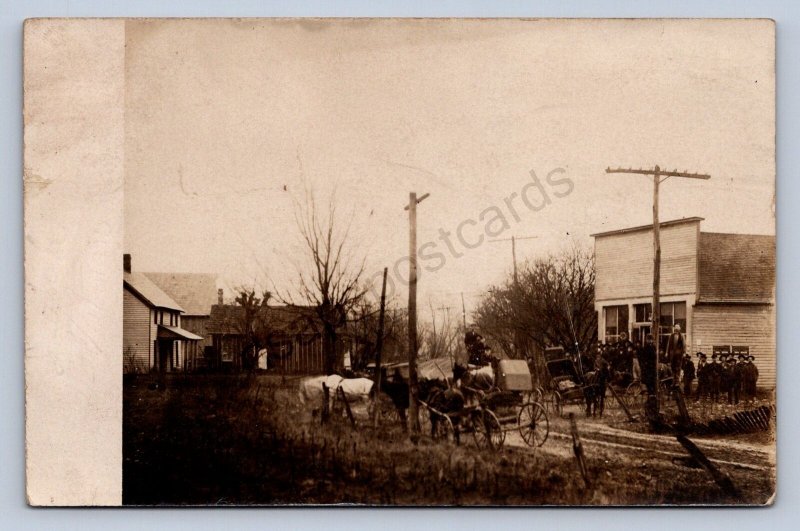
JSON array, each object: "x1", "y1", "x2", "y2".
[
  {"x1": 692, "y1": 304, "x2": 776, "y2": 389},
  {"x1": 123, "y1": 289, "x2": 150, "y2": 373},
  {"x1": 596, "y1": 221, "x2": 699, "y2": 301}
]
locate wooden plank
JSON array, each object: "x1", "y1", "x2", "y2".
[
  {"x1": 675, "y1": 433, "x2": 741, "y2": 500},
  {"x1": 569, "y1": 413, "x2": 591, "y2": 488}
]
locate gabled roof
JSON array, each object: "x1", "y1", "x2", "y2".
[
  {"x1": 590, "y1": 217, "x2": 704, "y2": 238},
  {"x1": 143, "y1": 272, "x2": 218, "y2": 316},
  {"x1": 207, "y1": 304, "x2": 322, "y2": 336},
  {"x1": 124, "y1": 272, "x2": 185, "y2": 312},
  {"x1": 698, "y1": 232, "x2": 775, "y2": 304}
]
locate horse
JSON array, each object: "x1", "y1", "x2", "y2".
[
  {"x1": 298, "y1": 374, "x2": 345, "y2": 416},
  {"x1": 372, "y1": 375, "x2": 448, "y2": 431},
  {"x1": 583, "y1": 358, "x2": 611, "y2": 417}
]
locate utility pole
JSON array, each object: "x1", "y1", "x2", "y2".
[
  {"x1": 373, "y1": 267, "x2": 388, "y2": 428},
  {"x1": 460, "y1": 292, "x2": 467, "y2": 330},
  {"x1": 488, "y1": 235, "x2": 538, "y2": 369},
  {"x1": 488, "y1": 235, "x2": 538, "y2": 286},
  {"x1": 405, "y1": 191, "x2": 429, "y2": 436},
  {"x1": 604, "y1": 165, "x2": 710, "y2": 416}
]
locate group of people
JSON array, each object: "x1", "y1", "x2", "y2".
[
  {"x1": 691, "y1": 351, "x2": 760, "y2": 404},
  {"x1": 591, "y1": 324, "x2": 760, "y2": 405}
]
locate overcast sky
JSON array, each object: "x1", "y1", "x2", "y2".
[{"x1": 124, "y1": 19, "x2": 774, "y2": 319}]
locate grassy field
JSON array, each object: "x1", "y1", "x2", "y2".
[{"x1": 122, "y1": 374, "x2": 775, "y2": 506}]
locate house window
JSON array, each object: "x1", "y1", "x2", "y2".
[
  {"x1": 603, "y1": 305, "x2": 629, "y2": 343},
  {"x1": 658, "y1": 301, "x2": 687, "y2": 350}
]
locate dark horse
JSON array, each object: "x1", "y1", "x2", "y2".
[
  {"x1": 374, "y1": 374, "x2": 448, "y2": 431},
  {"x1": 583, "y1": 358, "x2": 611, "y2": 417}
]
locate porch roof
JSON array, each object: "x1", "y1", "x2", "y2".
[{"x1": 157, "y1": 324, "x2": 203, "y2": 341}]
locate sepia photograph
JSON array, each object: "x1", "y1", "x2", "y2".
[{"x1": 24, "y1": 17, "x2": 776, "y2": 507}]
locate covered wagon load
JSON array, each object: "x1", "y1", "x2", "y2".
[{"x1": 496, "y1": 359, "x2": 533, "y2": 392}]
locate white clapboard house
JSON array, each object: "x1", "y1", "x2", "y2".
[
  {"x1": 123, "y1": 254, "x2": 203, "y2": 373},
  {"x1": 592, "y1": 217, "x2": 775, "y2": 388}
]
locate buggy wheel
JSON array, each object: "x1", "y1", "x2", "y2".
[
  {"x1": 534, "y1": 387, "x2": 545, "y2": 404},
  {"x1": 419, "y1": 405, "x2": 432, "y2": 436},
  {"x1": 518, "y1": 401, "x2": 549, "y2": 447},
  {"x1": 431, "y1": 412, "x2": 457, "y2": 444},
  {"x1": 472, "y1": 409, "x2": 505, "y2": 451},
  {"x1": 552, "y1": 391, "x2": 564, "y2": 418},
  {"x1": 625, "y1": 382, "x2": 645, "y2": 411}
]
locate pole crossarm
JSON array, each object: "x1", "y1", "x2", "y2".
[
  {"x1": 604, "y1": 163, "x2": 710, "y2": 419},
  {"x1": 605, "y1": 167, "x2": 710, "y2": 180},
  {"x1": 488, "y1": 236, "x2": 539, "y2": 243},
  {"x1": 403, "y1": 192, "x2": 430, "y2": 210}
]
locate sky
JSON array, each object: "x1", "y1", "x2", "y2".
[{"x1": 123, "y1": 19, "x2": 775, "y2": 319}]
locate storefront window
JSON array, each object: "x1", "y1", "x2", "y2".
[
  {"x1": 603, "y1": 305, "x2": 629, "y2": 343},
  {"x1": 634, "y1": 303, "x2": 652, "y2": 323},
  {"x1": 658, "y1": 301, "x2": 687, "y2": 350}
]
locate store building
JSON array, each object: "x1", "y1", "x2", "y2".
[{"x1": 592, "y1": 217, "x2": 775, "y2": 388}]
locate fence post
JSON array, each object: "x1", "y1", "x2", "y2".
[
  {"x1": 322, "y1": 383, "x2": 330, "y2": 424},
  {"x1": 339, "y1": 386, "x2": 356, "y2": 428},
  {"x1": 569, "y1": 413, "x2": 591, "y2": 488}
]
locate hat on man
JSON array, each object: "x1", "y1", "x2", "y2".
[
  {"x1": 747, "y1": 355, "x2": 755, "y2": 361},
  {"x1": 711, "y1": 353, "x2": 718, "y2": 360}
]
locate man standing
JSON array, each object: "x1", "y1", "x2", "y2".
[
  {"x1": 733, "y1": 354, "x2": 746, "y2": 405},
  {"x1": 665, "y1": 324, "x2": 686, "y2": 387},
  {"x1": 743, "y1": 355, "x2": 759, "y2": 402},
  {"x1": 694, "y1": 352, "x2": 707, "y2": 401},
  {"x1": 708, "y1": 353, "x2": 722, "y2": 402},
  {"x1": 681, "y1": 353, "x2": 695, "y2": 397}
]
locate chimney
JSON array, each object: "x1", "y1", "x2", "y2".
[
  {"x1": 218, "y1": 288, "x2": 224, "y2": 305},
  {"x1": 123, "y1": 253, "x2": 131, "y2": 273}
]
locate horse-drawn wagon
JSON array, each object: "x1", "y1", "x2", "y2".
[
  {"x1": 543, "y1": 346, "x2": 609, "y2": 417},
  {"x1": 420, "y1": 359, "x2": 549, "y2": 451}
]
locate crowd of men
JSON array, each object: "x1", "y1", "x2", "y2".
[
  {"x1": 462, "y1": 324, "x2": 760, "y2": 406},
  {"x1": 590, "y1": 325, "x2": 760, "y2": 405}
]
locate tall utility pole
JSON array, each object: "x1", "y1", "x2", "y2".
[
  {"x1": 460, "y1": 292, "x2": 467, "y2": 329},
  {"x1": 604, "y1": 165, "x2": 710, "y2": 415},
  {"x1": 488, "y1": 235, "x2": 538, "y2": 367},
  {"x1": 488, "y1": 235, "x2": 538, "y2": 286},
  {"x1": 405, "y1": 191, "x2": 429, "y2": 435},
  {"x1": 373, "y1": 267, "x2": 388, "y2": 428}
]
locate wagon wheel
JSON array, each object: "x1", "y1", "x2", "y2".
[
  {"x1": 430, "y1": 411, "x2": 457, "y2": 444},
  {"x1": 472, "y1": 409, "x2": 505, "y2": 450},
  {"x1": 518, "y1": 401, "x2": 549, "y2": 447},
  {"x1": 625, "y1": 382, "x2": 645, "y2": 411},
  {"x1": 534, "y1": 386, "x2": 545, "y2": 404},
  {"x1": 419, "y1": 405, "x2": 433, "y2": 436},
  {"x1": 552, "y1": 391, "x2": 564, "y2": 418},
  {"x1": 523, "y1": 387, "x2": 545, "y2": 405},
  {"x1": 368, "y1": 397, "x2": 403, "y2": 427}
]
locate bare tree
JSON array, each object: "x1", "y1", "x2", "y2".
[
  {"x1": 474, "y1": 245, "x2": 597, "y2": 379},
  {"x1": 232, "y1": 287, "x2": 273, "y2": 371},
  {"x1": 421, "y1": 300, "x2": 463, "y2": 363},
  {"x1": 282, "y1": 192, "x2": 368, "y2": 375}
]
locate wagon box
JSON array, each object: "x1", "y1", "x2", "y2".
[{"x1": 497, "y1": 359, "x2": 533, "y2": 392}]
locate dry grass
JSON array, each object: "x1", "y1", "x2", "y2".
[{"x1": 123, "y1": 374, "x2": 774, "y2": 506}]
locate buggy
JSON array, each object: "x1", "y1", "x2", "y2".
[
  {"x1": 420, "y1": 359, "x2": 549, "y2": 451},
  {"x1": 543, "y1": 346, "x2": 608, "y2": 417}
]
